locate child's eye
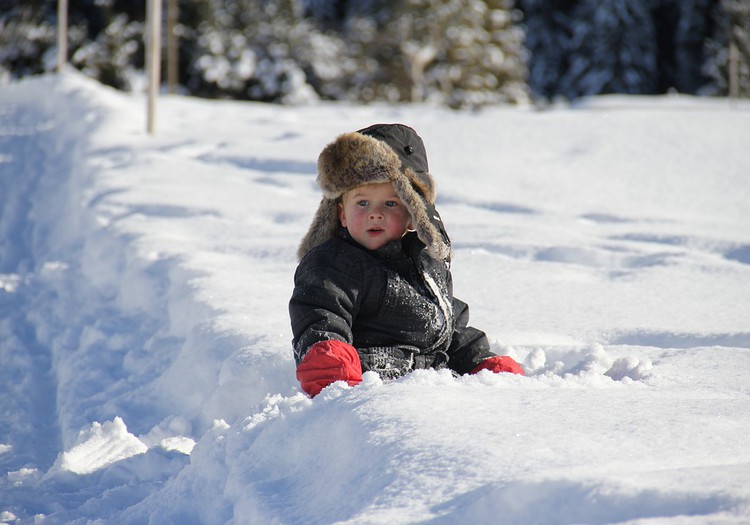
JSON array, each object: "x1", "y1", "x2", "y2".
[
  {"x1": 385, "y1": 201, "x2": 398, "y2": 207},
  {"x1": 356, "y1": 200, "x2": 369, "y2": 207}
]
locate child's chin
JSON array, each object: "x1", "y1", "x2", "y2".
[{"x1": 362, "y1": 238, "x2": 389, "y2": 250}]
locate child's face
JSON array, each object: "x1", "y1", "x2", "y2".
[{"x1": 338, "y1": 182, "x2": 413, "y2": 251}]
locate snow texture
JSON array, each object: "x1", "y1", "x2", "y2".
[{"x1": 1, "y1": 72, "x2": 750, "y2": 524}]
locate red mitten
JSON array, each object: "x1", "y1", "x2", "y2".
[
  {"x1": 296, "y1": 340, "x2": 363, "y2": 397},
  {"x1": 470, "y1": 355, "x2": 525, "y2": 376}
]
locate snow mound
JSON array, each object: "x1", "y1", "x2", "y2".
[{"x1": 50, "y1": 418, "x2": 147, "y2": 476}]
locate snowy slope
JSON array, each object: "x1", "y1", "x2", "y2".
[{"x1": 1, "y1": 72, "x2": 750, "y2": 524}]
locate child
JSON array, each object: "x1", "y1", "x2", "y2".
[{"x1": 289, "y1": 123, "x2": 523, "y2": 397}]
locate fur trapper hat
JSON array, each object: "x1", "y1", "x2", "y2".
[{"x1": 297, "y1": 123, "x2": 450, "y2": 261}]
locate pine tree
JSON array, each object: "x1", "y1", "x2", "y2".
[
  {"x1": 70, "y1": 14, "x2": 145, "y2": 90},
  {"x1": 0, "y1": 2, "x2": 57, "y2": 82},
  {"x1": 706, "y1": 0, "x2": 750, "y2": 96},
  {"x1": 340, "y1": 0, "x2": 528, "y2": 108},
  {"x1": 187, "y1": 0, "x2": 335, "y2": 103},
  {"x1": 0, "y1": 0, "x2": 147, "y2": 89},
  {"x1": 518, "y1": 0, "x2": 577, "y2": 101},
  {"x1": 559, "y1": 0, "x2": 658, "y2": 99},
  {"x1": 671, "y1": 0, "x2": 707, "y2": 92}
]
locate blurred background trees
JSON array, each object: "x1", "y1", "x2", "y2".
[
  {"x1": 1, "y1": 0, "x2": 747, "y2": 106},
  {"x1": 519, "y1": 0, "x2": 748, "y2": 100}
]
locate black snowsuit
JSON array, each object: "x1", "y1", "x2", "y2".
[{"x1": 289, "y1": 229, "x2": 496, "y2": 379}]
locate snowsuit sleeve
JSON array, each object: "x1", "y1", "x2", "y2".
[
  {"x1": 289, "y1": 243, "x2": 366, "y2": 365},
  {"x1": 445, "y1": 296, "x2": 497, "y2": 375}
]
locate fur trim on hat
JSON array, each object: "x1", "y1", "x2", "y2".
[{"x1": 297, "y1": 131, "x2": 449, "y2": 261}]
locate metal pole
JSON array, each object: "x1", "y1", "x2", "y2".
[
  {"x1": 57, "y1": 0, "x2": 68, "y2": 72},
  {"x1": 146, "y1": 0, "x2": 162, "y2": 135}
]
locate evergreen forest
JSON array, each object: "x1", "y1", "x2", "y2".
[{"x1": 1, "y1": 0, "x2": 748, "y2": 107}]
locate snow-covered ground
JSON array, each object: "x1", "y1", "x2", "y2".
[{"x1": 1, "y1": 72, "x2": 749, "y2": 524}]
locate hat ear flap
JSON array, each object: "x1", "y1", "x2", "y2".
[
  {"x1": 405, "y1": 168, "x2": 437, "y2": 205},
  {"x1": 391, "y1": 175, "x2": 450, "y2": 261},
  {"x1": 297, "y1": 198, "x2": 341, "y2": 260}
]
